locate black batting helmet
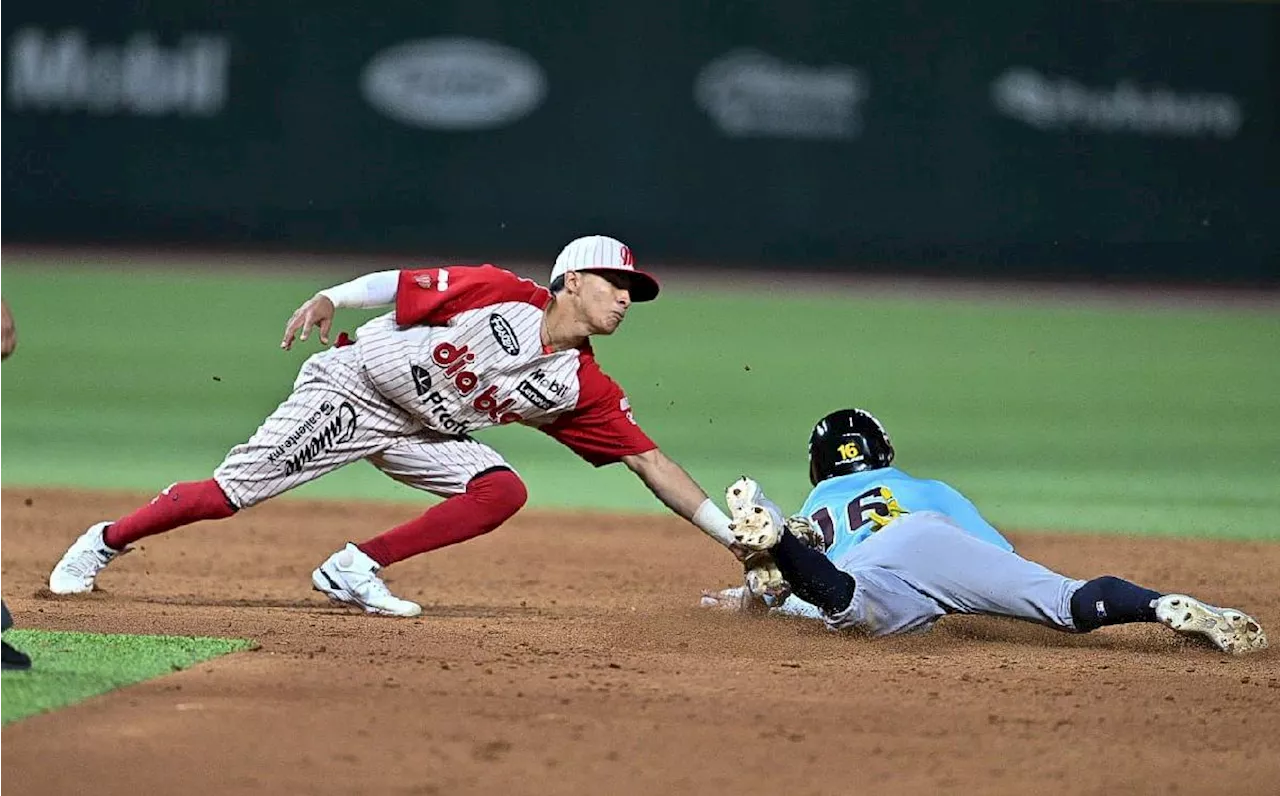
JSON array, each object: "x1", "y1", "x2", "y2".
[{"x1": 807, "y1": 408, "x2": 895, "y2": 486}]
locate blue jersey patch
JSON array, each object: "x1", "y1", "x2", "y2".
[{"x1": 798, "y1": 467, "x2": 1013, "y2": 560}]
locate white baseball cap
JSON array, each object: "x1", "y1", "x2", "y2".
[{"x1": 549, "y1": 235, "x2": 661, "y2": 302}]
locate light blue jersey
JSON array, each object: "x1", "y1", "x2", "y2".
[{"x1": 798, "y1": 467, "x2": 1013, "y2": 561}]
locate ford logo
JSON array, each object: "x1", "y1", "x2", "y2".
[
  {"x1": 361, "y1": 37, "x2": 547, "y2": 130},
  {"x1": 488, "y1": 313, "x2": 520, "y2": 356}
]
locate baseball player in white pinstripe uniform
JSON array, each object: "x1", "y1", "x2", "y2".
[{"x1": 49, "y1": 236, "x2": 760, "y2": 616}]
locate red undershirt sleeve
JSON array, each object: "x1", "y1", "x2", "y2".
[{"x1": 540, "y1": 357, "x2": 656, "y2": 466}]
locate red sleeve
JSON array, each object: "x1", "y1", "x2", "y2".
[
  {"x1": 395, "y1": 264, "x2": 549, "y2": 327},
  {"x1": 540, "y1": 356, "x2": 657, "y2": 467}
]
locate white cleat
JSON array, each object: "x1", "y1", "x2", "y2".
[
  {"x1": 311, "y1": 543, "x2": 422, "y2": 618},
  {"x1": 1155, "y1": 594, "x2": 1268, "y2": 656},
  {"x1": 49, "y1": 522, "x2": 128, "y2": 595},
  {"x1": 725, "y1": 477, "x2": 785, "y2": 551}
]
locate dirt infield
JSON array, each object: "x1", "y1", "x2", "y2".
[{"x1": 2, "y1": 487, "x2": 1278, "y2": 795}]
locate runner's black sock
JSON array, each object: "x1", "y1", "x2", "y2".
[
  {"x1": 1069, "y1": 576, "x2": 1162, "y2": 631},
  {"x1": 768, "y1": 530, "x2": 856, "y2": 614}
]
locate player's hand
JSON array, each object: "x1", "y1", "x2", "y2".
[
  {"x1": 743, "y1": 551, "x2": 792, "y2": 603},
  {"x1": 281, "y1": 294, "x2": 336, "y2": 350},
  {"x1": 699, "y1": 586, "x2": 769, "y2": 614},
  {"x1": 786, "y1": 514, "x2": 827, "y2": 552},
  {"x1": 727, "y1": 541, "x2": 756, "y2": 563}
]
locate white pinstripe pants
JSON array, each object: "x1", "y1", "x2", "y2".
[{"x1": 213, "y1": 346, "x2": 512, "y2": 509}]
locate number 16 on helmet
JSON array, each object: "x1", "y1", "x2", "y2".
[{"x1": 807, "y1": 408, "x2": 895, "y2": 486}]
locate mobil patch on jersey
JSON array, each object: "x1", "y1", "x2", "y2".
[
  {"x1": 528, "y1": 368, "x2": 568, "y2": 398},
  {"x1": 488, "y1": 313, "x2": 520, "y2": 355}
]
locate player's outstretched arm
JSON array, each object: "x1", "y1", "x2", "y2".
[
  {"x1": 280, "y1": 270, "x2": 400, "y2": 350},
  {"x1": 620, "y1": 448, "x2": 746, "y2": 557}
]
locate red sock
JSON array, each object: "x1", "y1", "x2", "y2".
[
  {"x1": 104, "y1": 479, "x2": 238, "y2": 549},
  {"x1": 357, "y1": 469, "x2": 528, "y2": 567}
]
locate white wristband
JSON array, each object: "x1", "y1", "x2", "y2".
[
  {"x1": 317, "y1": 270, "x2": 400, "y2": 309},
  {"x1": 693, "y1": 498, "x2": 737, "y2": 548}
]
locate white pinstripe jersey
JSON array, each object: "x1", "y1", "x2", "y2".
[{"x1": 351, "y1": 265, "x2": 656, "y2": 466}]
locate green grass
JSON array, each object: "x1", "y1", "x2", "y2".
[
  {"x1": 2, "y1": 262, "x2": 1278, "y2": 538},
  {"x1": 1, "y1": 629, "x2": 254, "y2": 724}
]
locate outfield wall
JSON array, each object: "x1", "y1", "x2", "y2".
[{"x1": 3, "y1": 1, "x2": 1277, "y2": 284}]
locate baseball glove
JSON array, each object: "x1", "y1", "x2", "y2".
[
  {"x1": 723, "y1": 477, "x2": 795, "y2": 603},
  {"x1": 785, "y1": 514, "x2": 827, "y2": 552}
]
